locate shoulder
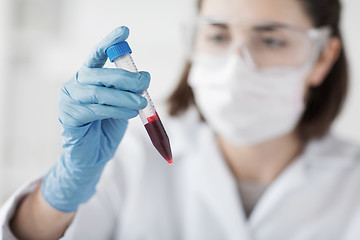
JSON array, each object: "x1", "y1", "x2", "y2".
[
  {"x1": 301, "y1": 134, "x2": 360, "y2": 209},
  {"x1": 304, "y1": 133, "x2": 360, "y2": 167},
  {"x1": 302, "y1": 133, "x2": 360, "y2": 201},
  {"x1": 293, "y1": 133, "x2": 360, "y2": 195}
]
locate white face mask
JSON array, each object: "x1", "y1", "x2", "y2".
[{"x1": 188, "y1": 54, "x2": 313, "y2": 146}]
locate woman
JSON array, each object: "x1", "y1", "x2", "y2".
[{"x1": 2, "y1": 0, "x2": 360, "y2": 239}]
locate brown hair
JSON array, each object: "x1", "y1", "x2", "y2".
[{"x1": 168, "y1": 0, "x2": 348, "y2": 143}]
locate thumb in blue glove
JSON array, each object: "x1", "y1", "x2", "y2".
[{"x1": 41, "y1": 26, "x2": 150, "y2": 212}]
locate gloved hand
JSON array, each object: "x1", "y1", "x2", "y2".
[{"x1": 41, "y1": 26, "x2": 150, "y2": 212}]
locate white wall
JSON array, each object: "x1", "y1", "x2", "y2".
[
  {"x1": 0, "y1": 0, "x2": 12, "y2": 205},
  {"x1": 0, "y1": 0, "x2": 196, "y2": 204},
  {"x1": 0, "y1": 0, "x2": 359, "y2": 205},
  {"x1": 333, "y1": 0, "x2": 360, "y2": 142}
]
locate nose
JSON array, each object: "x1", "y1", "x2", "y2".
[
  {"x1": 230, "y1": 41, "x2": 256, "y2": 68},
  {"x1": 230, "y1": 35, "x2": 247, "y2": 56},
  {"x1": 236, "y1": 45, "x2": 245, "y2": 57},
  {"x1": 230, "y1": 41, "x2": 246, "y2": 58}
]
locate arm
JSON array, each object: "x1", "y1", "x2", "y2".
[
  {"x1": 9, "y1": 26, "x2": 150, "y2": 239},
  {"x1": 11, "y1": 184, "x2": 75, "y2": 240}
]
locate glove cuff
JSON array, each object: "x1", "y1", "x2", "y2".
[{"x1": 41, "y1": 154, "x2": 105, "y2": 212}]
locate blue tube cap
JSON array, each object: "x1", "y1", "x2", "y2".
[{"x1": 106, "y1": 41, "x2": 132, "y2": 62}]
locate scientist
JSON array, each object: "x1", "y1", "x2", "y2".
[{"x1": 2, "y1": 0, "x2": 360, "y2": 239}]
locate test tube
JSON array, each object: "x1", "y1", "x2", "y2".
[{"x1": 106, "y1": 41, "x2": 173, "y2": 164}]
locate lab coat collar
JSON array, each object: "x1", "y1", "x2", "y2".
[
  {"x1": 248, "y1": 152, "x2": 307, "y2": 228},
  {"x1": 250, "y1": 133, "x2": 359, "y2": 228},
  {"x1": 187, "y1": 123, "x2": 311, "y2": 232}
]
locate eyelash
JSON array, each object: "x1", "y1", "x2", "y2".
[
  {"x1": 203, "y1": 31, "x2": 288, "y2": 49},
  {"x1": 207, "y1": 33, "x2": 230, "y2": 44},
  {"x1": 259, "y1": 37, "x2": 287, "y2": 48}
]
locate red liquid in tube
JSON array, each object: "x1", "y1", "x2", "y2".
[{"x1": 144, "y1": 113, "x2": 173, "y2": 164}]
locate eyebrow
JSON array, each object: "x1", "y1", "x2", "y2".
[
  {"x1": 208, "y1": 23, "x2": 229, "y2": 29},
  {"x1": 253, "y1": 23, "x2": 287, "y2": 31},
  {"x1": 200, "y1": 17, "x2": 290, "y2": 31},
  {"x1": 208, "y1": 23, "x2": 280, "y2": 32}
]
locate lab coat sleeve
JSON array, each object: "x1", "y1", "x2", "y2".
[
  {"x1": 0, "y1": 120, "x2": 148, "y2": 240},
  {"x1": 0, "y1": 159, "x2": 123, "y2": 240},
  {"x1": 0, "y1": 178, "x2": 42, "y2": 240},
  {"x1": 61, "y1": 121, "x2": 158, "y2": 238}
]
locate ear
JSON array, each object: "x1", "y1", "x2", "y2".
[{"x1": 306, "y1": 37, "x2": 342, "y2": 87}]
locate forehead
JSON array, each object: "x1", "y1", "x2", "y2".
[{"x1": 200, "y1": 0, "x2": 313, "y2": 29}]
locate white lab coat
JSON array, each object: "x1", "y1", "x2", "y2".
[{"x1": 1, "y1": 110, "x2": 360, "y2": 240}]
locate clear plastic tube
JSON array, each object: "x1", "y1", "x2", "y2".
[
  {"x1": 113, "y1": 54, "x2": 156, "y2": 124},
  {"x1": 112, "y1": 53, "x2": 173, "y2": 164}
]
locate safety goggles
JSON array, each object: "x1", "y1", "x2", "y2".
[{"x1": 193, "y1": 17, "x2": 331, "y2": 71}]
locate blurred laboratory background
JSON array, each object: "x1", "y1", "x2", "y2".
[{"x1": 0, "y1": 0, "x2": 359, "y2": 205}]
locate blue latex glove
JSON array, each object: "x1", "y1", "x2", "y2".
[{"x1": 41, "y1": 26, "x2": 150, "y2": 212}]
